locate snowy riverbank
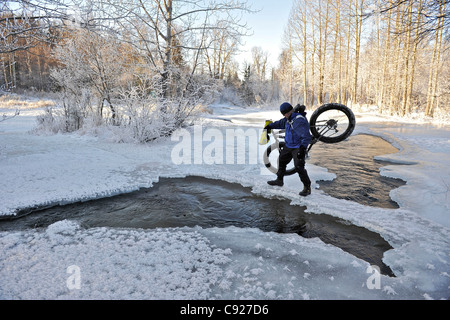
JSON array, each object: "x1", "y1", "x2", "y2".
[{"x1": 0, "y1": 101, "x2": 449, "y2": 300}]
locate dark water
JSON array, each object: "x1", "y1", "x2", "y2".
[
  {"x1": 309, "y1": 134, "x2": 406, "y2": 208},
  {"x1": 0, "y1": 176, "x2": 394, "y2": 276}
]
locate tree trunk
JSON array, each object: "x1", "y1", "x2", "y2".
[
  {"x1": 318, "y1": 0, "x2": 330, "y2": 105},
  {"x1": 351, "y1": 0, "x2": 364, "y2": 104},
  {"x1": 388, "y1": 3, "x2": 404, "y2": 115},
  {"x1": 336, "y1": 0, "x2": 342, "y2": 104},
  {"x1": 303, "y1": 0, "x2": 308, "y2": 105},
  {"x1": 405, "y1": 0, "x2": 423, "y2": 114},
  {"x1": 400, "y1": 0, "x2": 413, "y2": 116},
  {"x1": 425, "y1": 0, "x2": 445, "y2": 117},
  {"x1": 344, "y1": 0, "x2": 352, "y2": 104},
  {"x1": 162, "y1": 0, "x2": 173, "y2": 99},
  {"x1": 379, "y1": 0, "x2": 393, "y2": 112}
]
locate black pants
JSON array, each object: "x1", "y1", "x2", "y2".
[{"x1": 277, "y1": 147, "x2": 311, "y2": 187}]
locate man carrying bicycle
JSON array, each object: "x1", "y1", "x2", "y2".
[{"x1": 265, "y1": 102, "x2": 312, "y2": 196}]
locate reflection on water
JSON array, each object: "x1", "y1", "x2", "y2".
[
  {"x1": 309, "y1": 134, "x2": 406, "y2": 208},
  {"x1": 0, "y1": 176, "x2": 394, "y2": 276}
]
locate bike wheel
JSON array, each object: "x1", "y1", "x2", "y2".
[
  {"x1": 263, "y1": 142, "x2": 297, "y2": 176},
  {"x1": 309, "y1": 103, "x2": 356, "y2": 143}
]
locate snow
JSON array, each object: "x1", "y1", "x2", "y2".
[{"x1": 0, "y1": 100, "x2": 449, "y2": 300}]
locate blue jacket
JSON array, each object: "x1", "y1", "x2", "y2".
[{"x1": 268, "y1": 112, "x2": 312, "y2": 149}]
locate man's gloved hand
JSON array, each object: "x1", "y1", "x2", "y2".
[
  {"x1": 259, "y1": 122, "x2": 272, "y2": 145},
  {"x1": 297, "y1": 145, "x2": 307, "y2": 159},
  {"x1": 263, "y1": 120, "x2": 273, "y2": 133}
]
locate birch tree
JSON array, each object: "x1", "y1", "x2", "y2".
[
  {"x1": 378, "y1": 0, "x2": 393, "y2": 112},
  {"x1": 351, "y1": 0, "x2": 364, "y2": 104},
  {"x1": 365, "y1": 0, "x2": 449, "y2": 117},
  {"x1": 404, "y1": 0, "x2": 423, "y2": 115},
  {"x1": 400, "y1": 0, "x2": 414, "y2": 116},
  {"x1": 425, "y1": 0, "x2": 446, "y2": 116}
]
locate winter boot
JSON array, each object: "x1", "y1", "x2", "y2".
[
  {"x1": 299, "y1": 185, "x2": 311, "y2": 196},
  {"x1": 267, "y1": 178, "x2": 284, "y2": 187}
]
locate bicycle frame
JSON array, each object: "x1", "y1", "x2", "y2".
[{"x1": 269, "y1": 129, "x2": 317, "y2": 154}]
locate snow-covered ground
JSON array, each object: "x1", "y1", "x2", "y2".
[{"x1": 0, "y1": 100, "x2": 449, "y2": 300}]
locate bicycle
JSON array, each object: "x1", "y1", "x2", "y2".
[{"x1": 262, "y1": 103, "x2": 356, "y2": 176}]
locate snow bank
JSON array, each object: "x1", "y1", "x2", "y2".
[
  {"x1": 0, "y1": 221, "x2": 231, "y2": 299},
  {"x1": 0, "y1": 221, "x2": 426, "y2": 300}
]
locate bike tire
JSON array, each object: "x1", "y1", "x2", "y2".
[
  {"x1": 263, "y1": 142, "x2": 297, "y2": 176},
  {"x1": 309, "y1": 103, "x2": 356, "y2": 143}
]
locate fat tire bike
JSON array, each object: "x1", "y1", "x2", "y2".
[{"x1": 263, "y1": 103, "x2": 356, "y2": 176}]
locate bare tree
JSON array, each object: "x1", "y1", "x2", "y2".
[
  {"x1": 425, "y1": 0, "x2": 446, "y2": 116},
  {"x1": 0, "y1": 0, "x2": 82, "y2": 55},
  {"x1": 251, "y1": 46, "x2": 268, "y2": 81},
  {"x1": 403, "y1": 0, "x2": 423, "y2": 115},
  {"x1": 351, "y1": 0, "x2": 364, "y2": 105},
  {"x1": 49, "y1": 28, "x2": 130, "y2": 130},
  {"x1": 400, "y1": 0, "x2": 414, "y2": 116},
  {"x1": 0, "y1": 0, "x2": 103, "y2": 91},
  {"x1": 378, "y1": 0, "x2": 393, "y2": 112},
  {"x1": 204, "y1": 20, "x2": 240, "y2": 80},
  {"x1": 282, "y1": 0, "x2": 448, "y2": 118},
  {"x1": 365, "y1": 0, "x2": 449, "y2": 37},
  {"x1": 90, "y1": 0, "x2": 252, "y2": 99}
]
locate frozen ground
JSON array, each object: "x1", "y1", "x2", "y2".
[{"x1": 0, "y1": 100, "x2": 449, "y2": 300}]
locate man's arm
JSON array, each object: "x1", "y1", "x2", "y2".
[{"x1": 266, "y1": 118, "x2": 286, "y2": 130}]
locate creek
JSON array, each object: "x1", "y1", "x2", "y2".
[{"x1": 0, "y1": 134, "x2": 406, "y2": 276}]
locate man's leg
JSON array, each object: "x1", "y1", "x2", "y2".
[
  {"x1": 267, "y1": 147, "x2": 293, "y2": 186},
  {"x1": 292, "y1": 148, "x2": 311, "y2": 196}
]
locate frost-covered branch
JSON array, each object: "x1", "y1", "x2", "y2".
[{"x1": 0, "y1": 109, "x2": 20, "y2": 122}]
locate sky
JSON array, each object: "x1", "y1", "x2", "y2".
[{"x1": 236, "y1": 0, "x2": 293, "y2": 70}]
